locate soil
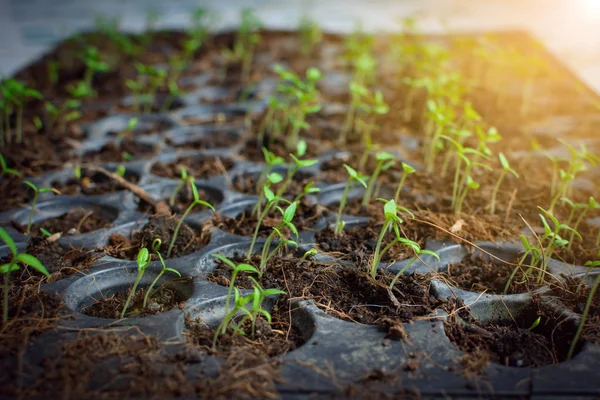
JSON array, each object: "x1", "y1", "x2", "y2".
[
  {"x1": 209, "y1": 253, "x2": 446, "y2": 330},
  {"x1": 107, "y1": 214, "x2": 211, "y2": 260},
  {"x1": 0, "y1": 177, "x2": 31, "y2": 212},
  {"x1": 82, "y1": 280, "x2": 189, "y2": 319},
  {"x1": 240, "y1": 136, "x2": 325, "y2": 162},
  {"x1": 137, "y1": 186, "x2": 219, "y2": 215},
  {"x1": 83, "y1": 140, "x2": 157, "y2": 163},
  {"x1": 52, "y1": 169, "x2": 139, "y2": 196},
  {"x1": 231, "y1": 170, "x2": 315, "y2": 197},
  {"x1": 315, "y1": 222, "x2": 426, "y2": 265},
  {"x1": 212, "y1": 200, "x2": 327, "y2": 238},
  {"x1": 150, "y1": 155, "x2": 233, "y2": 180},
  {"x1": 106, "y1": 119, "x2": 173, "y2": 137},
  {"x1": 444, "y1": 299, "x2": 578, "y2": 368},
  {"x1": 439, "y1": 253, "x2": 544, "y2": 295},
  {"x1": 24, "y1": 207, "x2": 114, "y2": 237}
]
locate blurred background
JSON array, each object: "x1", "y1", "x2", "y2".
[{"x1": 1, "y1": 0, "x2": 600, "y2": 92}]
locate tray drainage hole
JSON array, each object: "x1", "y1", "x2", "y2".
[
  {"x1": 444, "y1": 303, "x2": 582, "y2": 368},
  {"x1": 80, "y1": 276, "x2": 193, "y2": 319}
]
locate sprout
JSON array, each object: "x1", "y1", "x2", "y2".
[
  {"x1": 362, "y1": 152, "x2": 395, "y2": 207},
  {"x1": 143, "y1": 238, "x2": 182, "y2": 308},
  {"x1": 258, "y1": 202, "x2": 299, "y2": 276},
  {"x1": 115, "y1": 165, "x2": 126, "y2": 178},
  {"x1": 0, "y1": 154, "x2": 21, "y2": 179},
  {"x1": 369, "y1": 199, "x2": 415, "y2": 278},
  {"x1": 528, "y1": 316, "x2": 541, "y2": 331},
  {"x1": 44, "y1": 99, "x2": 81, "y2": 132},
  {"x1": 454, "y1": 175, "x2": 480, "y2": 215},
  {"x1": 221, "y1": 9, "x2": 262, "y2": 81},
  {"x1": 568, "y1": 259, "x2": 600, "y2": 359},
  {"x1": 340, "y1": 82, "x2": 388, "y2": 146},
  {"x1": 23, "y1": 181, "x2": 59, "y2": 235},
  {"x1": 212, "y1": 254, "x2": 259, "y2": 334},
  {"x1": 490, "y1": 152, "x2": 519, "y2": 214},
  {"x1": 394, "y1": 162, "x2": 416, "y2": 204},
  {"x1": 131, "y1": 64, "x2": 167, "y2": 114},
  {"x1": 78, "y1": 46, "x2": 109, "y2": 89},
  {"x1": 504, "y1": 235, "x2": 542, "y2": 294},
  {"x1": 0, "y1": 79, "x2": 43, "y2": 145},
  {"x1": 298, "y1": 16, "x2": 322, "y2": 56},
  {"x1": 170, "y1": 167, "x2": 193, "y2": 207},
  {"x1": 335, "y1": 165, "x2": 368, "y2": 234},
  {"x1": 293, "y1": 181, "x2": 320, "y2": 203},
  {"x1": 248, "y1": 173, "x2": 286, "y2": 255},
  {"x1": 121, "y1": 247, "x2": 150, "y2": 318},
  {"x1": 255, "y1": 148, "x2": 285, "y2": 196},
  {"x1": 301, "y1": 248, "x2": 318, "y2": 260},
  {"x1": 567, "y1": 197, "x2": 599, "y2": 250},
  {"x1": 0, "y1": 228, "x2": 49, "y2": 322},
  {"x1": 167, "y1": 180, "x2": 215, "y2": 258},
  {"x1": 115, "y1": 117, "x2": 140, "y2": 146},
  {"x1": 276, "y1": 140, "x2": 318, "y2": 198}
]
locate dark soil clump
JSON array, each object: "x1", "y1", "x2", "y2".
[
  {"x1": 150, "y1": 155, "x2": 233, "y2": 179},
  {"x1": 439, "y1": 253, "x2": 543, "y2": 295},
  {"x1": 107, "y1": 214, "x2": 211, "y2": 260},
  {"x1": 209, "y1": 254, "x2": 443, "y2": 328},
  {"x1": 316, "y1": 223, "x2": 425, "y2": 265}
]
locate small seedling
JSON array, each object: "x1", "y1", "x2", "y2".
[
  {"x1": 370, "y1": 199, "x2": 414, "y2": 278},
  {"x1": 167, "y1": 180, "x2": 214, "y2": 258},
  {"x1": 301, "y1": 248, "x2": 318, "y2": 260},
  {"x1": 115, "y1": 165, "x2": 126, "y2": 178},
  {"x1": 39, "y1": 227, "x2": 52, "y2": 238},
  {"x1": 568, "y1": 197, "x2": 599, "y2": 249},
  {"x1": 258, "y1": 202, "x2": 299, "y2": 276},
  {"x1": 170, "y1": 167, "x2": 193, "y2": 207},
  {"x1": 0, "y1": 154, "x2": 20, "y2": 179},
  {"x1": 143, "y1": 238, "x2": 182, "y2": 308},
  {"x1": 221, "y1": 9, "x2": 262, "y2": 81},
  {"x1": 121, "y1": 247, "x2": 150, "y2": 318},
  {"x1": 0, "y1": 228, "x2": 49, "y2": 322},
  {"x1": 362, "y1": 152, "x2": 395, "y2": 207},
  {"x1": 115, "y1": 117, "x2": 140, "y2": 146},
  {"x1": 248, "y1": 173, "x2": 286, "y2": 255},
  {"x1": 490, "y1": 153, "x2": 519, "y2": 214},
  {"x1": 276, "y1": 140, "x2": 318, "y2": 198},
  {"x1": 255, "y1": 148, "x2": 285, "y2": 195},
  {"x1": 212, "y1": 254, "x2": 260, "y2": 328},
  {"x1": 504, "y1": 234, "x2": 542, "y2": 294},
  {"x1": 528, "y1": 316, "x2": 541, "y2": 331},
  {"x1": 78, "y1": 46, "x2": 109, "y2": 89},
  {"x1": 23, "y1": 181, "x2": 59, "y2": 235},
  {"x1": 298, "y1": 16, "x2": 322, "y2": 56},
  {"x1": 293, "y1": 181, "x2": 320, "y2": 203},
  {"x1": 0, "y1": 79, "x2": 43, "y2": 145},
  {"x1": 335, "y1": 165, "x2": 368, "y2": 234},
  {"x1": 394, "y1": 162, "x2": 416, "y2": 203},
  {"x1": 568, "y1": 259, "x2": 600, "y2": 359}
]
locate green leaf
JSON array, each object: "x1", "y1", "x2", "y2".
[
  {"x1": 137, "y1": 248, "x2": 150, "y2": 270},
  {"x1": 235, "y1": 263, "x2": 260, "y2": 274},
  {"x1": 296, "y1": 140, "x2": 307, "y2": 157},
  {"x1": 419, "y1": 249, "x2": 441, "y2": 261},
  {"x1": 383, "y1": 200, "x2": 397, "y2": 220},
  {"x1": 0, "y1": 228, "x2": 17, "y2": 257},
  {"x1": 193, "y1": 199, "x2": 215, "y2": 211},
  {"x1": 268, "y1": 172, "x2": 283, "y2": 184},
  {"x1": 402, "y1": 163, "x2": 416, "y2": 174},
  {"x1": 264, "y1": 186, "x2": 275, "y2": 202},
  {"x1": 164, "y1": 268, "x2": 181, "y2": 277},
  {"x1": 283, "y1": 202, "x2": 297, "y2": 223},
  {"x1": 213, "y1": 254, "x2": 236, "y2": 269},
  {"x1": 15, "y1": 253, "x2": 49, "y2": 275},
  {"x1": 376, "y1": 152, "x2": 395, "y2": 162},
  {"x1": 343, "y1": 164, "x2": 358, "y2": 178},
  {"x1": 0, "y1": 263, "x2": 20, "y2": 274},
  {"x1": 257, "y1": 309, "x2": 273, "y2": 323},
  {"x1": 23, "y1": 180, "x2": 37, "y2": 193}
]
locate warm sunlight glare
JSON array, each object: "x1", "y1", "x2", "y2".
[{"x1": 583, "y1": 0, "x2": 600, "y2": 16}]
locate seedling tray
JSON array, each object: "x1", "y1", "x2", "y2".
[{"x1": 1, "y1": 24, "x2": 600, "y2": 399}]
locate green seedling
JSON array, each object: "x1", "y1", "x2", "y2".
[
  {"x1": 143, "y1": 238, "x2": 182, "y2": 308},
  {"x1": 221, "y1": 9, "x2": 262, "y2": 81},
  {"x1": 276, "y1": 140, "x2": 318, "y2": 198},
  {"x1": 39, "y1": 227, "x2": 52, "y2": 238},
  {"x1": 213, "y1": 287, "x2": 251, "y2": 346},
  {"x1": 68, "y1": 80, "x2": 95, "y2": 99},
  {"x1": 394, "y1": 162, "x2": 416, "y2": 203},
  {"x1": 389, "y1": 243, "x2": 439, "y2": 289},
  {"x1": 454, "y1": 176, "x2": 480, "y2": 216},
  {"x1": 93, "y1": 16, "x2": 141, "y2": 56},
  {"x1": 248, "y1": 173, "x2": 286, "y2": 255},
  {"x1": 301, "y1": 248, "x2": 318, "y2": 260},
  {"x1": 344, "y1": 29, "x2": 376, "y2": 85},
  {"x1": 115, "y1": 117, "x2": 140, "y2": 146},
  {"x1": 0, "y1": 228, "x2": 48, "y2": 322},
  {"x1": 340, "y1": 82, "x2": 388, "y2": 146},
  {"x1": 212, "y1": 254, "x2": 260, "y2": 330},
  {"x1": 23, "y1": 181, "x2": 59, "y2": 235},
  {"x1": 244, "y1": 277, "x2": 286, "y2": 337},
  {"x1": 0, "y1": 154, "x2": 20, "y2": 179},
  {"x1": 0, "y1": 79, "x2": 43, "y2": 145},
  {"x1": 424, "y1": 99, "x2": 456, "y2": 173},
  {"x1": 258, "y1": 202, "x2": 299, "y2": 276},
  {"x1": 170, "y1": 167, "x2": 193, "y2": 207},
  {"x1": 504, "y1": 234, "x2": 542, "y2": 294},
  {"x1": 293, "y1": 181, "x2": 320, "y2": 203},
  {"x1": 167, "y1": 180, "x2": 214, "y2": 258},
  {"x1": 568, "y1": 197, "x2": 599, "y2": 250},
  {"x1": 121, "y1": 247, "x2": 150, "y2": 318},
  {"x1": 362, "y1": 152, "x2": 395, "y2": 207},
  {"x1": 528, "y1": 316, "x2": 541, "y2": 331},
  {"x1": 298, "y1": 16, "x2": 322, "y2": 56},
  {"x1": 131, "y1": 63, "x2": 167, "y2": 114},
  {"x1": 115, "y1": 165, "x2": 126, "y2": 178},
  {"x1": 490, "y1": 153, "x2": 519, "y2": 214},
  {"x1": 255, "y1": 148, "x2": 285, "y2": 195},
  {"x1": 568, "y1": 259, "x2": 600, "y2": 359},
  {"x1": 78, "y1": 46, "x2": 109, "y2": 89},
  {"x1": 370, "y1": 199, "x2": 414, "y2": 278},
  {"x1": 44, "y1": 99, "x2": 81, "y2": 132},
  {"x1": 335, "y1": 165, "x2": 368, "y2": 234}
]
